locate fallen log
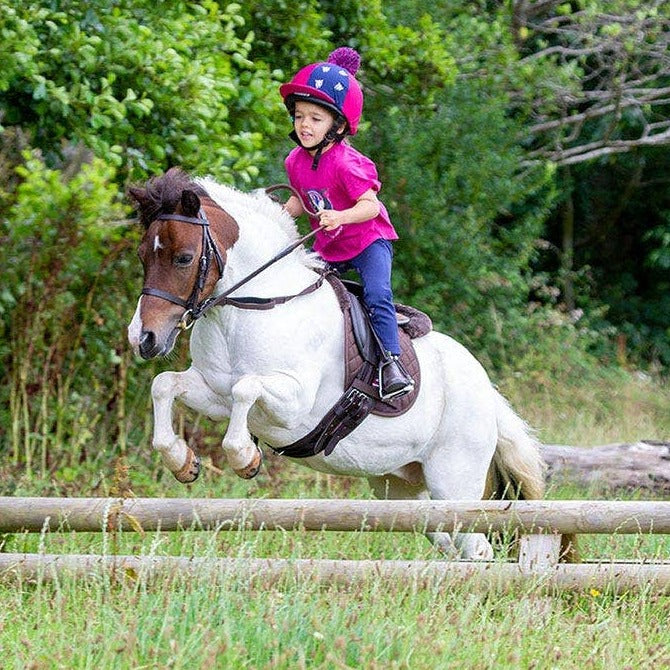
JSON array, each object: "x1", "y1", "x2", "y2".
[{"x1": 542, "y1": 441, "x2": 670, "y2": 493}]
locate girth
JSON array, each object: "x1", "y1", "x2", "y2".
[{"x1": 272, "y1": 378, "x2": 376, "y2": 458}]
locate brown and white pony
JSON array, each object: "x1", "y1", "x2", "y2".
[{"x1": 127, "y1": 168, "x2": 551, "y2": 560}]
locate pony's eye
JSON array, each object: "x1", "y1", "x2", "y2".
[{"x1": 174, "y1": 253, "x2": 194, "y2": 267}]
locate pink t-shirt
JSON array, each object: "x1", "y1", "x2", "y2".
[{"x1": 285, "y1": 142, "x2": 398, "y2": 262}]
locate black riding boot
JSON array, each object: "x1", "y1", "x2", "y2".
[{"x1": 379, "y1": 352, "x2": 414, "y2": 400}]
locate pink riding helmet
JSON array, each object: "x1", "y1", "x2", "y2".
[{"x1": 279, "y1": 47, "x2": 364, "y2": 135}]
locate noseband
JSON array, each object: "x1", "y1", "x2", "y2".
[{"x1": 141, "y1": 208, "x2": 225, "y2": 330}]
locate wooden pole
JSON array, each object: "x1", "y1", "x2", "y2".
[
  {"x1": 1, "y1": 497, "x2": 669, "y2": 534},
  {"x1": 519, "y1": 535, "x2": 563, "y2": 571},
  {"x1": 2, "y1": 553, "x2": 670, "y2": 594}
]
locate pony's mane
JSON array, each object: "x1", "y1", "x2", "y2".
[
  {"x1": 129, "y1": 168, "x2": 324, "y2": 271},
  {"x1": 196, "y1": 176, "x2": 325, "y2": 271},
  {"x1": 128, "y1": 167, "x2": 208, "y2": 227}
]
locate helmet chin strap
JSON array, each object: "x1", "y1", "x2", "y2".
[{"x1": 289, "y1": 121, "x2": 346, "y2": 170}]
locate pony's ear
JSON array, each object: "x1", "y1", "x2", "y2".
[
  {"x1": 127, "y1": 186, "x2": 152, "y2": 228},
  {"x1": 181, "y1": 189, "x2": 201, "y2": 217},
  {"x1": 127, "y1": 186, "x2": 147, "y2": 207}
]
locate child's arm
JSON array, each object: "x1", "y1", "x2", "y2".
[
  {"x1": 318, "y1": 189, "x2": 380, "y2": 231},
  {"x1": 283, "y1": 195, "x2": 305, "y2": 218}
]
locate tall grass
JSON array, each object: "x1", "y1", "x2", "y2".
[{"x1": 498, "y1": 360, "x2": 670, "y2": 448}]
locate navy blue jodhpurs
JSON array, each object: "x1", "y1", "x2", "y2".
[{"x1": 330, "y1": 238, "x2": 401, "y2": 356}]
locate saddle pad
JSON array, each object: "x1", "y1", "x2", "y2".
[{"x1": 325, "y1": 273, "x2": 429, "y2": 418}]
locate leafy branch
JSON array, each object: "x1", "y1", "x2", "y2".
[{"x1": 510, "y1": 0, "x2": 670, "y2": 165}]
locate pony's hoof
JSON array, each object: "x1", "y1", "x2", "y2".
[
  {"x1": 233, "y1": 446, "x2": 263, "y2": 479},
  {"x1": 173, "y1": 448, "x2": 201, "y2": 483}
]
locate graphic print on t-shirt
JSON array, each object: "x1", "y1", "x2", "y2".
[
  {"x1": 306, "y1": 188, "x2": 341, "y2": 238},
  {"x1": 306, "y1": 189, "x2": 332, "y2": 214}
]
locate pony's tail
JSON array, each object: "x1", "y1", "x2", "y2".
[
  {"x1": 485, "y1": 390, "x2": 545, "y2": 501},
  {"x1": 485, "y1": 390, "x2": 579, "y2": 562}
]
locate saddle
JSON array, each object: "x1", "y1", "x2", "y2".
[{"x1": 271, "y1": 272, "x2": 432, "y2": 459}]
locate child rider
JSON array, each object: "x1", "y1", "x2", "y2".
[{"x1": 279, "y1": 47, "x2": 414, "y2": 400}]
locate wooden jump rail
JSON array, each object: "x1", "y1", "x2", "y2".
[{"x1": 1, "y1": 497, "x2": 669, "y2": 593}]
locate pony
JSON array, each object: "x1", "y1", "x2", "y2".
[{"x1": 127, "y1": 167, "x2": 550, "y2": 560}]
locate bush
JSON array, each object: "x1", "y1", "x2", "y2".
[{"x1": 0, "y1": 150, "x2": 140, "y2": 475}]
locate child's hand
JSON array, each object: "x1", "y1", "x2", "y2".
[{"x1": 318, "y1": 209, "x2": 345, "y2": 231}]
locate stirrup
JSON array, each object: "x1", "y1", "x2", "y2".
[
  {"x1": 378, "y1": 356, "x2": 415, "y2": 401},
  {"x1": 380, "y1": 382, "x2": 414, "y2": 401}
]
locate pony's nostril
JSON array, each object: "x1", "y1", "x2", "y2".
[{"x1": 139, "y1": 330, "x2": 156, "y2": 359}]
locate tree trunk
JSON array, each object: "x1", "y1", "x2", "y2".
[
  {"x1": 560, "y1": 167, "x2": 575, "y2": 312},
  {"x1": 542, "y1": 441, "x2": 670, "y2": 494}
]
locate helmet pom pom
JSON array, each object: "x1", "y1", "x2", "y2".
[{"x1": 327, "y1": 47, "x2": 361, "y2": 77}]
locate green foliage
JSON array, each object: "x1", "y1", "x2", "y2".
[
  {"x1": 0, "y1": 0, "x2": 668, "y2": 482},
  {"x1": 360, "y1": 78, "x2": 557, "y2": 366},
  {"x1": 0, "y1": 150, "x2": 139, "y2": 474},
  {"x1": 317, "y1": 0, "x2": 458, "y2": 106},
  {"x1": 238, "y1": 0, "x2": 332, "y2": 73},
  {"x1": 0, "y1": 0, "x2": 284, "y2": 183},
  {"x1": 540, "y1": 147, "x2": 670, "y2": 368}
]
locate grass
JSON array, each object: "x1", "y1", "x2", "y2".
[
  {"x1": 498, "y1": 363, "x2": 670, "y2": 448},
  {"x1": 1, "y1": 559, "x2": 670, "y2": 669},
  {"x1": 1, "y1": 367, "x2": 669, "y2": 669}
]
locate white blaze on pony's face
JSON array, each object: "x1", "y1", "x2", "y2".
[
  {"x1": 126, "y1": 168, "x2": 239, "y2": 359},
  {"x1": 128, "y1": 298, "x2": 143, "y2": 354}
]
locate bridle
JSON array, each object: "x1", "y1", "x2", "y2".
[
  {"x1": 140, "y1": 185, "x2": 325, "y2": 331},
  {"x1": 141, "y1": 208, "x2": 225, "y2": 330}
]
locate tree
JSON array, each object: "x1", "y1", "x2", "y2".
[
  {"x1": 0, "y1": 0, "x2": 284, "y2": 184},
  {"x1": 363, "y1": 79, "x2": 556, "y2": 367},
  {"x1": 1, "y1": 0, "x2": 667, "y2": 479},
  {"x1": 507, "y1": 0, "x2": 670, "y2": 166},
  {"x1": 0, "y1": 0, "x2": 290, "y2": 471},
  {"x1": 503, "y1": 1, "x2": 670, "y2": 364}
]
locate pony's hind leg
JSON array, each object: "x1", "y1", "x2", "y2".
[
  {"x1": 422, "y1": 451, "x2": 495, "y2": 561},
  {"x1": 151, "y1": 367, "x2": 229, "y2": 483},
  {"x1": 367, "y1": 470, "x2": 459, "y2": 558}
]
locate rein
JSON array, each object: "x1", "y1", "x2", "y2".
[{"x1": 141, "y1": 185, "x2": 324, "y2": 330}]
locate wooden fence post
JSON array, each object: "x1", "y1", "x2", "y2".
[{"x1": 518, "y1": 534, "x2": 562, "y2": 572}]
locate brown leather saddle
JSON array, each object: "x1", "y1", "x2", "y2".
[{"x1": 270, "y1": 272, "x2": 432, "y2": 459}]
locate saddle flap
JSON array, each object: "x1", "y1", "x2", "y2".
[
  {"x1": 347, "y1": 292, "x2": 378, "y2": 364},
  {"x1": 325, "y1": 272, "x2": 423, "y2": 418},
  {"x1": 269, "y1": 272, "x2": 426, "y2": 460}
]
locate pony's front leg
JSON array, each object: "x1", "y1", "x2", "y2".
[
  {"x1": 222, "y1": 374, "x2": 301, "y2": 479},
  {"x1": 151, "y1": 367, "x2": 229, "y2": 483}
]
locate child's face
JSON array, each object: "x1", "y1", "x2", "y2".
[{"x1": 293, "y1": 101, "x2": 340, "y2": 150}]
